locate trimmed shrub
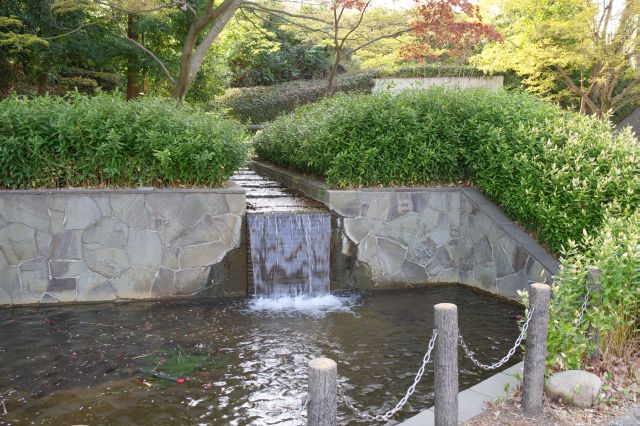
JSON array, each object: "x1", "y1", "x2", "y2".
[
  {"x1": 255, "y1": 88, "x2": 639, "y2": 253},
  {"x1": 378, "y1": 64, "x2": 493, "y2": 78},
  {"x1": 215, "y1": 71, "x2": 376, "y2": 124},
  {"x1": 0, "y1": 93, "x2": 248, "y2": 188}
]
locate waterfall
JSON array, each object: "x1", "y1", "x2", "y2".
[{"x1": 248, "y1": 213, "x2": 331, "y2": 298}]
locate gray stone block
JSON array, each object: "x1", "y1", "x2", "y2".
[
  {"x1": 328, "y1": 191, "x2": 362, "y2": 217},
  {"x1": 175, "y1": 267, "x2": 209, "y2": 294},
  {"x1": 178, "y1": 194, "x2": 207, "y2": 227},
  {"x1": 225, "y1": 193, "x2": 246, "y2": 215},
  {"x1": 48, "y1": 279, "x2": 78, "y2": 302},
  {"x1": 151, "y1": 268, "x2": 176, "y2": 297},
  {"x1": 161, "y1": 246, "x2": 180, "y2": 269},
  {"x1": 145, "y1": 193, "x2": 183, "y2": 219},
  {"x1": 494, "y1": 236, "x2": 516, "y2": 278},
  {"x1": 362, "y1": 193, "x2": 397, "y2": 221},
  {"x1": 385, "y1": 213, "x2": 422, "y2": 247},
  {"x1": 65, "y1": 195, "x2": 102, "y2": 230},
  {"x1": 180, "y1": 242, "x2": 228, "y2": 268},
  {"x1": 376, "y1": 237, "x2": 407, "y2": 276},
  {"x1": 19, "y1": 257, "x2": 49, "y2": 296},
  {"x1": 343, "y1": 217, "x2": 376, "y2": 244},
  {"x1": 407, "y1": 236, "x2": 438, "y2": 266},
  {"x1": 76, "y1": 272, "x2": 113, "y2": 301},
  {"x1": 0, "y1": 223, "x2": 37, "y2": 264},
  {"x1": 110, "y1": 194, "x2": 149, "y2": 228},
  {"x1": 212, "y1": 214, "x2": 242, "y2": 246},
  {"x1": 51, "y1": 230, "x2": 83, "y2": 260},
  {"x1": 496, "y1": 270, "x2": 529, "y2": 300},
  {"x1": 0, "y1": 196, "x2": 50, "y2": 232},
  {"x1": 0, "y1": 288, "x2": 11, "y2": 305},
  {"x1": 128, "y1": 229, "x2": 162, "y2": 269},
  {"x1": 36, "y1": 230, "x2": 52, "y2": 257},
  {"x1": 83, "y1": 245, "x2": 130, "y2": 278},
  {"x1": 112, "y1": 266, "x2": 155, "y2": 299},
  {"x1": 82, "y1": 217, "x2": 128, "y2": 249},
  {"x1": 50, "y1": 260, "x2": 88, "y2": 278},
  {"x1": 401, "y1": 260, "x2": 428, "y2": 283},
  {"x1": 0, "y1": 266, "x2": 21, "y2": 300},
  {"x1": 170, "y1": 215, "x2": 221, "y2": 247}
]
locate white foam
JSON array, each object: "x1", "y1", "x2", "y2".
[{"x1": 248, "y1": 294, "x2": 356, "y2": 315}]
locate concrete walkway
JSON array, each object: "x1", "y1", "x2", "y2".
[{"x1": 399, "y1": 362, "x2": 524, "y2": 425}]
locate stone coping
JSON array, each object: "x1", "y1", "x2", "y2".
[
  {"x1": 399, "y1": 361, "x2": 524, "y2": 425},
  {"x1": 0, "y1": 181, "x2": 246, "y2": 195},
  {"x1": 249, "y1": 160, "x2": 559, "y2": 276}
]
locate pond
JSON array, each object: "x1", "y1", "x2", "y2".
[{"x1": 0, "y1": 285, "x2": 522, "y2": 425}]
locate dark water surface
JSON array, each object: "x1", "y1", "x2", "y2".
[{"x1": 0, "y1": 286, "x2": 522, "y2": 425}]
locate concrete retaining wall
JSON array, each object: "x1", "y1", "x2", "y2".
[
  {"x1": 0, "y1": 186, "x2": 246, "y2": 306},
  {"x1": 250, "y1": 161, "x2": 559, "y2": 302},
  {"x1": 373, "y1": 76, "x2": 504, "y2": 94}
]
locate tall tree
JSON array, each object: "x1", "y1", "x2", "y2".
[{"x1": 472, "y1": 0, "x2": 640, "y2": 117}]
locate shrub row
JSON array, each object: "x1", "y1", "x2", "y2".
[
  {"x1": 255, "y1": 88, "x2": 639, "y2": 367},
  {"x1": 0, "y1": 93, "x2": 248, "y2": 188},
  {"x1": 254, "y1": 88, "x2": 638, "y2": 253},
  {"x1": 215, "y1": 71, "x2": 376, "y2": 124},
  {"x1": 377, "y1": 64, "x2": 494, "y2": 78}
]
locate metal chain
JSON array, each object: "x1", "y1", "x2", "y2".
[
  {"x1": 338, "y1": 329, "x2": 438, "y2": 423},
  {"x1": 575, "y1": 278, "x2": 591, "y2": 325},
  {"x1": 459, "y1": 307, "x2": 535, "y2": 370}
]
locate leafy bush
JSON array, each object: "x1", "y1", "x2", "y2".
[
  {"x1": 215, "y1": 71, "x2": 376, "y2": 124},
  {"x1": 255, "y1": 88, "x2": 639, "y2": 368},
  {"x1": 0, "y1": 93, "x2": 248, "y2": 188},
  {"x1": 547, "y1": 210, "x2": 639, "y2": 369},
  {"x1": 378, "y1": 64, "x2": 493, "y2": 78},
  {"x1": 255, "y1": 88, "x2": 639, "y2": 254}
]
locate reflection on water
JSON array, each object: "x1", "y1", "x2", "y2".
[{"x1": 0, "y1": 285, "x2": 522, "y2": 425}]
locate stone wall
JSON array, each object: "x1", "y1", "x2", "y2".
[
  {"x1": 250, "y1": 161, "x2": 559, "y2": 302},
  {"x1": 372, "y1": 76, "x2": 504, "y2": 94},
  {"x1": 0, "y1": 187, "x2": 246, "y2": 306}
]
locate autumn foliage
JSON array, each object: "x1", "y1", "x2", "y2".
[{"x1": 405, "y1": 0, "x2": 502, "y2": 60}]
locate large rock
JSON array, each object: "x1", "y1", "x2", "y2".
[{"x1": 546, "y1": 370, "x2": 602, "y2": 408}]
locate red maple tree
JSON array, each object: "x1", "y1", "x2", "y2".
[{"x1": 405, "y1": 0, "x2": 502, "y2": 61}]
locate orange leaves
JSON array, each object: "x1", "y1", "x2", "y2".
[{"x1": 405, "y1": 0, "x2": 502, "y2": 60}]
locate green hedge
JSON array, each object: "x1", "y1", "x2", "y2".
[
  {"x1": 377, "y1": 64, "x2": 494, "y2": 78},
  {"x1": 0, "y1": 93, "x2": 248, "y2": 188},
  {"x1": 215, "y1": 71, "x2": 376, "y2": 124},
  {"x1": 255, "y1": 88, "x2": 639, "y2": 254}
]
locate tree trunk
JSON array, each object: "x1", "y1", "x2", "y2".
[
  {"x1": 126, "y1": 14, "x2": 139, "y2": 101},
  {"x1": 326, "y1": 50, "x2": 341, "y2": 97}
]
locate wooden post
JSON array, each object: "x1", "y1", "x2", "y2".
[
  {"x1": 522, "y1": 283, "x2": 551, "y2": 415},
  {"x1": 434, "y1": 303, "x2": 458, "y2": 426},
  {"x1": 587, "y1": 267, "x2": 603, "y2": 361},
  {"x1": 307, "y1": 357, "x2": 337, "y2": 426}
]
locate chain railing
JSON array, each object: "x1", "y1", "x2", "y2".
[
  {"x1": 458, "y1": 307, "x2": 534, "y2": 370},
  {"x1": 338, "y1": 329, "x2": 437, "y2": 423},
  {"x1": 304, "y1": 284, "x2": 552, "y2": 425}
]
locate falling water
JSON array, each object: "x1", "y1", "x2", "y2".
[{"x1": 248, "y1": 213, "x2": 331, "y2": 298}]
